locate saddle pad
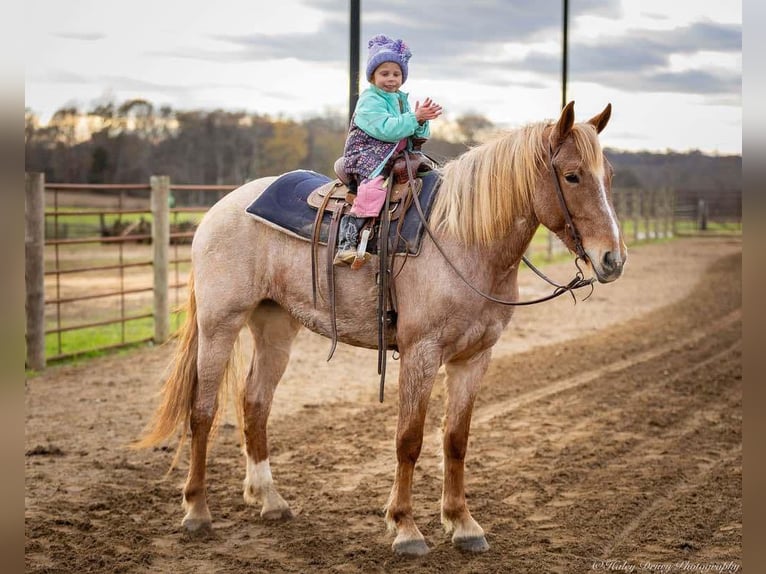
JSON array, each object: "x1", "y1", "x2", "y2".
[{"x1": 245, "y1": 169, "x2": 441, "y2": 256}]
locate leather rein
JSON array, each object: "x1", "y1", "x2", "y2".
[{"x1": 401, "y1": 144, "x2": 596, "y2": 308}]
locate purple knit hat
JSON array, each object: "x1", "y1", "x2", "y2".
[{"x1": 366, "y1": 34, "x2": 411, "y2": 84}]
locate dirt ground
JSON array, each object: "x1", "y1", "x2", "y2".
[{"x1": 25, "y1": 236, "x2": 742, "y2": 573}]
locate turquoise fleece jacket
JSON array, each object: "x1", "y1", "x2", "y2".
[
  {"x1": 354, "y1": 85, "x2": 431, "y2": 142},
  {"x1": 342, "y1": 85, "x2": 431, "y2": 179}
]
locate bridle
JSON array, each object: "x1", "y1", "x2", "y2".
[{"x1": 402, "y1": 144, "x2": 596, "y2": 308}]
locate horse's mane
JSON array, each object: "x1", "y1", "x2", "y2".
[{"x1": 430, "y1": 120, "x2": 604, "y2": 245}]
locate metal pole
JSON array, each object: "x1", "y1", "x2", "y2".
[
  {"x1": 562, "y1": 0, "x2": 569, "y2": 109},
  {"x1": 349, "y1": 0, "x2": 361, "y2": 125}
]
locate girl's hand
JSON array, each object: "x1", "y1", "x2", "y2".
[{"x1": 415, "y1": 98, "x2": 443, "y2": 123}]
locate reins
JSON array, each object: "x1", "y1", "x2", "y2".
[{"x1": 402, "y1": 147, "x2": 596, "y2": 308}]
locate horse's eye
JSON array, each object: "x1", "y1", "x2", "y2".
[{"x1": 564, "y1": 173, "x2": 579, "y2": 184}]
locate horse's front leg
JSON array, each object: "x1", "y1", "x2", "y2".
[
  {"x1": 385, "y1": 346, "x2": 440, "y2": 556},
  {"x1": 441, "y1": 350, "x2": 491, "y2": 552}
]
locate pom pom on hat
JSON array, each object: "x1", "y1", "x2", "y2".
[{"x1": 366, "y1": 34, "x2": 411, "y2": 84}]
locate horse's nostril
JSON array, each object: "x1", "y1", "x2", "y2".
[{"x1": 602, "y1": 251, "x2": 616, "y2": 271}]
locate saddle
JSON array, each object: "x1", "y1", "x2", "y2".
[
  {"x1": 306, "y1": 171, "x2": 422, "y2": 223},
  {"x1": 308, "y1": 150, "x2": 433, "y2": 401}
]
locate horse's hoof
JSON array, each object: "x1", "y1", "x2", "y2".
[
  {"x1": 453, "y1": 535, "x2": 489, "y2": 553},
  {"x1": 261, "y1": 507, "x2": 294, "y2": 521},
  {"x1": 392, "y1": 538, "x2": 430, "y2": 556},
  {"x1": 181, "y1": 516, "x2": 213, "y2": 533}
]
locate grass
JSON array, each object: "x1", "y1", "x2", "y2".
[
  {"x1": 44, "y1": 310, "x2": 187, "y2": 364},
  {"x1": 45, "y1": 209, "x2": 207, "y2": 239}
]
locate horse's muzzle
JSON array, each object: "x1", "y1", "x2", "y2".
[{"x1": 588, "y1": 248, "x2": 626, "y2": 283}]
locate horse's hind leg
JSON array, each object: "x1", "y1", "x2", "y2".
[
  {"x1": 440, "y1": 351, "x2": 491, "y2": 552},
  {"x1": 183, "y1": 313, "x2": 246, "y2": 531},
  {"x1": 242, "y1": 301, "x2": 301, "y2": 520}
]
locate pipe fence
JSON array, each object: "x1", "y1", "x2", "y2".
[{"x1": 25, "y1": 173, "x2": 233, "y2": 369}]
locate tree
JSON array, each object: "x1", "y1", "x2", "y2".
[
  {"x1": 303, "y1": 115, "x2": 346, "y2": 176},
  {"x1": 257, "y1": 120, "x2": 309, "y2": 176},
  {"x1": 456, "y1": 113, "x2": 493, "y2": 144},
  {"x1": 88, "y1": 146, "x2": 110, "y2": 183}
]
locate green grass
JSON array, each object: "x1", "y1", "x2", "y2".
[
  {"x1": 673, "y1": 220, "x2": 742, "y2": 235},
  {"x1": 46, "y1": 316, "x2": 154, "y2": 358},
  {"x1": 44, "y1": 310, "x2": 187, "y2": 364},
  {"x1": 45, "y1": 209, "x2": 206, "y2": 239}
]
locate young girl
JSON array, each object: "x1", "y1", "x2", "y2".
[{"x1": 334, "y1": 34, "x2": 443, "y2": 266}]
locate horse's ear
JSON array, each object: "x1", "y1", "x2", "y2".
[
  {"x1": 552, "y1": 101, "x2": 575, "y2": 146},
  {"x1": 588, "y1": 103, "x2": 612, "y2": 134}
]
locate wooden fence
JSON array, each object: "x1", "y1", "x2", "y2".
[
  {"x1": 25, "y1": 173, "x2": 233, "y2": 370},
  {"x1": 25, "y1": 175, "x2": 738, "y2": 370}
]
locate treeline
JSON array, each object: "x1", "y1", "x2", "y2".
[
  {"x1": 25, "y1": 98, "x2": 741, "y2": 196},
  {"x1": 25, "y1": 99, "x2": 350, "y2": 185},
  {"x1": 605, "y1": 149, "x2": 741, "y2": 193},
  {"x1": 24, "y1": 99, "x2": 489, "y2": 187}
]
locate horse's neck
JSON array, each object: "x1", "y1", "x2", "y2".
[
  {"x1": 459, "y1": 214, "x2": 539, "y2": 291},
  {"x1": 491, "y1": 214, "x2": 539, "y2": 270}
]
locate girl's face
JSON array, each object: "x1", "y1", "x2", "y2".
[{"x1": 372, "y1": 62, "x2": 403, "y2": 92}]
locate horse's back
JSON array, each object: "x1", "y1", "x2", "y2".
[
  {"x1": 193, "y1": 177, "x2": 276, "y2": 247},
  {"x1": 204, "y1": 177, "x2": 276, "y2": 219}
]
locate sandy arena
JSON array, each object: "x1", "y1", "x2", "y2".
[{"x1": 25, "y1": 236, "x2": 742, "y2": 573}]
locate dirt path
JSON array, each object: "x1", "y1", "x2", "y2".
[{"x1": 25, "y1": 237, "x2": 742, "y2": 573}]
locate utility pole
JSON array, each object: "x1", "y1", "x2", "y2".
[
  {"x1": 349, "y1": 0, "x2": 361, "y2": 125},
  {"x1": 562, "y1": 0, "x2": 569, "y2": 109}
]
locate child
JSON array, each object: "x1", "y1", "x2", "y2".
[{"x1": 334, "y1": 34, "x2": 443, "y2": 266}]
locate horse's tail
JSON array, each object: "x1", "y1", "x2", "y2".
[{"x1": 133, "y1": 272, "x2": 201, "y2": 465}]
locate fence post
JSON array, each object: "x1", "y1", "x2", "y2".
[
  {"x1": 151, "y1": 175, "x2": 170, "y2": 343},
  {"x1": 670, "y1": 188, "x2": 677, "y2": 236},
  {"x1": 616, "y1": 188, "x2": 627, "y2": 236},
  {"x1": 26, "y1": 172, "x2": 46, "y2": 371},
  {"x1": 546, "y1": 229, "x2": 553, "y2": 260},
  {"x1": 697, "y1": 198, "x2": 708, "y2": 231}
]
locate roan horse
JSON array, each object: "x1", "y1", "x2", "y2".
[{"x1": 137, "y1": 101, "x2": 626, "y2": 555}]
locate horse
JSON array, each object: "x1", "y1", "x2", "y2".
[{"x1": 136, "y1": 101, "x2": 626, "y2": 556}]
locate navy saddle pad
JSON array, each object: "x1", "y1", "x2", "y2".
[{"x1": 245, "y1": 169, "x2": 440, "y2": 256}]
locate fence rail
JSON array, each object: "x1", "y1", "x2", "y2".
[
  {"x1": 25, "y1": 174, "x2": 741, "y2": 370},
  {"x1": 25, "y1": 173, "x2": 234, "y2": 369}
]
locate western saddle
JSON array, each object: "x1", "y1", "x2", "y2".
[{"x1": 306, "y1": 146, "x2": 435, "y2": 401}]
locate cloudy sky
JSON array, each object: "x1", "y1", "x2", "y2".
[{"x1": 25, "y1": 0, "x2": 741, "y2": 154}]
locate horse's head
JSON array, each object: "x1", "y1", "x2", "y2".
[{"x1": 532, "y1": 101, "x2": 627, "y2": 283}]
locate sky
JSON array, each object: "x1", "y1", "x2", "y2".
[{"x1": 24, "y1": 0, "x2": 742, "y2": 155}]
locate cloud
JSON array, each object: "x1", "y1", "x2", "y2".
[
  {"x1": 52, "y1": 32, "x2": 106, "y2": 41},
  {"x1": 161, "y1": 2, "x2": 738, "y2": 101},
  {"x1": 475, "y1": 20, "x2": 742, "y2": 96},
  {"x1": 608, "y1": 69, "x2": 741, "y2": 95},
  {"x1": 203, "y1": 0, "x2": 621, "y2": 65}
]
